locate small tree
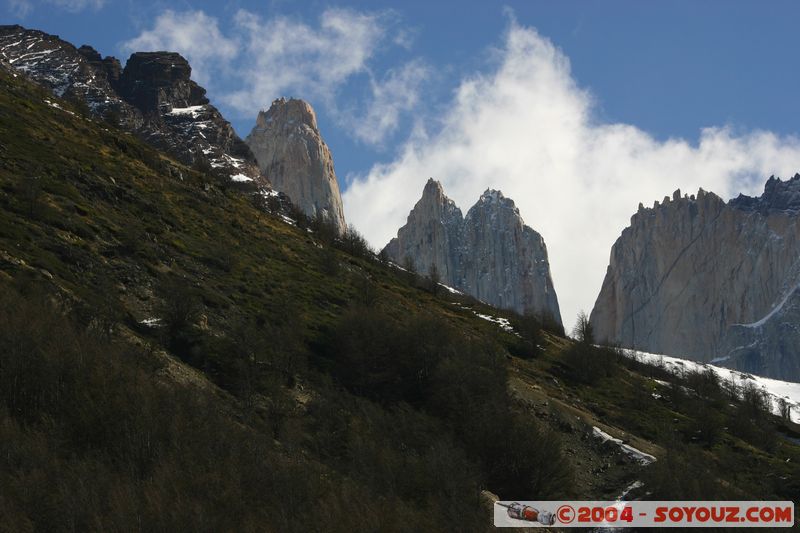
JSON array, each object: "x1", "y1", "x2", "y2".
[
  {"x1": 402, "y1": 255, "x2": 417, "y2": 285},
  {"x1": 428, "y1": 262, "x2": 441, "y2": 297},
  {"x1": 572, "y1": 311, "x2": 594, "y2": 344},
  {"x1": 777, "y1": 397, "x2": 792, "y2": 421},
  {"x1": 511, "y1": 311, "x2": 544, "y2": 359},
  {"x1": 21, "y1": 176, "x2": 43, "y2": 219},
  {"x1": 158, "y1": 277, "x2": 202, "y2": 346},
  {"x1": 377, "y1": 248, "x2": 389, "y2": 265}
]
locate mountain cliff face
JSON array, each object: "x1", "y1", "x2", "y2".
[
  {"x1": 591, "y1": 175, "x2": 800, "y2": 380},
  {"x1": 384, "y1": 179, "x2": 562, "y2": 324},
  {"x1": 0, "y1": 25, "x2": 260, "y2": 183},
  {"x1": 245, "y1": 98, "x2": 346, "y2": 233}
]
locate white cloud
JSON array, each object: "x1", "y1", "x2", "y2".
[
  {"x1": 348, "y1": 59, "x2": 429, "y2": 146},
  {"x1": 121, "y1": 10, "x2": 238, "y2": 85},
  {"x1": 225, "y1": 8, "x2": 388, "y2": 113},
  {"x1": 7, "y1": 0, "x2": 103, "y2": 17},
  {"x1": 7, "y1": 0, "x2": 32, "y2": 17},
  {"x1": 123, "y1": 8, "x2": 423, "y2": 145},
  {"x1": 343, "y1": 21, "x2": 800, "y2": 329}
]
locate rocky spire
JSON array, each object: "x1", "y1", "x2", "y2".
[
  {"x1": 383, "y1": 180, "x2": 562, "y2": 324},
  {"x1": 384, "y1": 178, "x2": 464, "y2": 281},
  {"x1": 245, "y1": 98, "x2": 346, "y2": 233},
  {"x1": 462, "y1": 189, "x2": 561, "y2": 321}
]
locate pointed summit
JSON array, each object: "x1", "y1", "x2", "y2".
[
  {"x1": 423, "y1": 177, "x2": 444, "y2": 195},
  {"x1": 478, "y1": 189, "x2": 505, "y2": 203},
  {"x1": 246, "y1": 98, "x2": 346, "y2": 233},
  {"x1": 258, "y1": 97, "x2": 318, "y2": 130},
  {"x1": 384, "y1": 180, "x2": 562, "y2": 324}
]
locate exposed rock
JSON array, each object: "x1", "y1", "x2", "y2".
[
  {"x1": 591, "y1": 175, "x2": 800, "y2": 380},
  {"x1": 384, "y1": 179, "x2": 562, "y2": 324},
  {"x1": 246, "y1": 98, "x2": 346, "y2": 233},
  {"x1": 77, "y1": 44, "x2": 121, "y2": 89},
  {"x1": 116, "y1": 51, "x2": 259, "y2": 180},
  {"x1": 730, "y1": 174, "x2": 800, "y2": 214},
  {"x1": 0, "y1": 25, "x2": 142, "y2": 130},
  {"x1": 0, "y1": 25, "x2": 260, "y2": 183},
  {"x1": 479, "y1": 489, "x2": 499, "y2": 513},
  {"x1": 384, "y1": 179, "x2": 463, "y2": 281},
  {"x1": 118, "y1": 52, "x2": 208, "y2": 116}
]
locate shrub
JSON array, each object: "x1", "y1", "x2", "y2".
[
  {"x1": 644, "y1": 441, "x2": 733, "y2": 500},
  {"x1": 336, "y1": 224, "x2": 373, "y2": 259},
  {"x1": 729, "y1": 381, "x2": 777, "y2": 451},
  {"x1": 325, "y1": 307, "x2": 454, "y2": 405},
  {"x1": 509, "y1": 311, "x2": 545, "y2": 359},
  {"x1": 561, "y1": 343, "x2": 621, "y2": 385}
]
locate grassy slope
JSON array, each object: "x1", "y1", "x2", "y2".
[{"x1": 0, "y1": 64, "x2": 798, "y2": 530}]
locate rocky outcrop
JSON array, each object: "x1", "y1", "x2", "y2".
[
  {"x1": 384, "y1": 179, "x2": 562, "y2": 324},
  {"x1": 0, "y1": 25, "x2": 260, "y2": 183},
  {"x1": 77, "y1": 45, "x2": 122, "y2": 90},
  {"x1": 246, "y1": 98, "x2": 346, "y2": 233},
  {"x1": 591, "y1": 175, "x2": 800, "y2": 381},
  {"x1": 118, "y1": 51, "x2": 259, "y2": 180},
  {"x1": 0, "y1": 25, "x2": 142, "y2": 130},
  {"x1": 118, "y1": 52, "x2": 208, "y2": 116}
]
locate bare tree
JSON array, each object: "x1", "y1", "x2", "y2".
[
  {"x1": 572, "y1": 311, "x2": 594, "y2": 344},
  {"x1": 777, "y1": 397, "x2": 792, "y2": 421}
]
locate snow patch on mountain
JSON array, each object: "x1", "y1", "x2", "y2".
[
  {"x1": 474, "y1": 312, "x2": 515, "y2": 333},
  {"x1": 626, "y1": 348, "x2": 800, "y2": 424},
  {"x1": 592, "y1": 426, "x2": 656, "y2": 465}
]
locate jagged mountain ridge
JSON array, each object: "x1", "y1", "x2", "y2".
[
  {"x1": 246, "y1": 98, "x2": 346, "y2": 233},
  {"x1": 384, "y1": 179, "x2": 562, "y2": 324},
  {"x1": 591, "y1": 175, "x2": 800, "y2": 381},
  {"x1": 0, "y1": 24, "x2": 260, "y2": 183}
]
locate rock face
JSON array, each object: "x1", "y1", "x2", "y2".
[
  {"x1": 246, "y1": 98, "x2": 346, "y2": 233},
  {"x1": 118, "y1": 52, "x2": 208, "y2": 116},
  {"x1": 0, "y1": 25, "x2": 260, "y2": 183},
  {"x1": 0, "y1": 25, "x2": 142, "y2": 130},
  {"x1": 118, "y1": 52, "x2": 258, "y2": 179},
  {"x1": 590, "y1": 175, "x2": 800, "y2": 381},
  {"x1": 384, "y1": 179, "x2": 562, "y2": 324}
]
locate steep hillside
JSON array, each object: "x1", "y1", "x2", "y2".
[
  {"x1": 0, "y1": 59, "x2": 798, "y2": 531},
  {"x1": 591, "y1": 183, "x2": 800, "y2": 381},
  {"x1": 0, "y1": 58, "x2": 569, "y2": 532}
]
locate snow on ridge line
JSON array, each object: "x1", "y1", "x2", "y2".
[
  {"x1": 231, "y1": 174, "x2": 253, "y2": 182},
  {"x1": 592, "y1": 426, "x2": 656, "y2": 465},
  {"x1": 626, "y1": 348, "x2": 800, "y2": 424}
]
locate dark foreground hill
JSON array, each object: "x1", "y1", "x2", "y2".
[{"x1": 0, "y1": 63, "x2": 798, "y2": 531}]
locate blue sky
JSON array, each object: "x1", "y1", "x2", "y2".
[{"x1": 7, "y1": 0, "x2": 800, "y2": 325}]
